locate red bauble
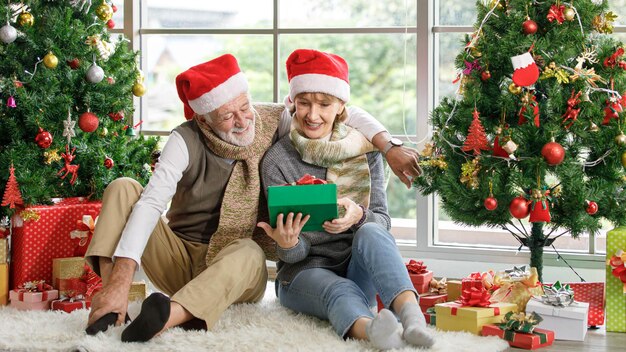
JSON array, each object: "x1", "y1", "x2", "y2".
[
  {"x1": 481, "y1": 70, "x2": 491, "y2": 81},
  {"x1": 586, "y1": 201, "x2": 598, "y2": 215},
  {"x1": 104, "y1": 157, "x2": 114, "y2": 169},
  {"x1": 509, "y1": 196, "x2": 530, "y2": 219},
  {"x1": 111, "y1": 4, "x2": 118, "y2": 12},
  {"x1": 35, "y1": 127, "x2": 53, "y2": 149},
  {"x1": 107, "y1": 19, "x2": 115, "y2": 29},
  {"x1": 522, "y1": 19, "x2": 538, "y2": 34},
  {"x1": 541, "y1": 141, "x2": 565, "y2": 166},
  {"x1": 484, "y1": 197, "x2": 498, "y2": 210},
  {"x1": 67, "y1": 58, "x2": 80, "y2": 70},
  {"x1": 78, "y1": 112, "x2": 100, "y2": 132},
  {"x1": 108, "y1": 111, "x2": 125, "y2": 121}
]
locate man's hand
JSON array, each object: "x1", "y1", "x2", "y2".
[
  {"x1": 87, "y1": 258, "x2": 136, "y2": 328},
  {"x1": 323, "y1": 197, "x2": 362, "y2": 234},
  {"x1": 258, "y1": 212, "x2": 310, "y2": 249},
  {"x1": 385, "y1": 146, "x2": 422, "y2": 189}
]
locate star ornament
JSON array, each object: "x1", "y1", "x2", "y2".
[{"x1": 63, "y1": 111, "x2": 76, "y2": 145}]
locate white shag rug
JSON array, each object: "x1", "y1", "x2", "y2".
[{"x1": 0, "y1": 283, "x2": 509, "y2": 352}]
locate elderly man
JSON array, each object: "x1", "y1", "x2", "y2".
[{"x1": 84, "y1": 54, "x2": 421, "y2": 342}]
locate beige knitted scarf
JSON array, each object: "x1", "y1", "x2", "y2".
[
  {"x1": 196, "y1": 105, "x2": 281, "y2": 264},
  {"x1": 290, "y1": 120, "x2": 376, "y2": 209}
]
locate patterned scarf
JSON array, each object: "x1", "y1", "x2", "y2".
[
  {"x1": 290, "y1": 120, "x2": 375, "y2": 208},
  {"x1": 195, "y1": 105, "x2": 281, "y2": 264}
]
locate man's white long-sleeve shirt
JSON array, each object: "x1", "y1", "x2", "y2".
[{"x1": 113, "y1": 106, "x2": 386, "y2": 265}]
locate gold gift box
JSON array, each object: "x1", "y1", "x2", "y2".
[
  {"x1": 447, "y1": 280, "x2": 462, "y2": 301},
  {"x1": 128, "y1": 281, "x2": 147, "y2": 301},
  {"x1": 0, "y1": 239, "x2": 7, "y2": 264},
  {"x1": 0, "y1": 263, "x2": 8, "y2": 305},
  {"x1": 435, "y1": 301, "x2": 518, "y2": 335},
  {"x1": 52, "y1": 257, "x2": 85, "y2": 295}
]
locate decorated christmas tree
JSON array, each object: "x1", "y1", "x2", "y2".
[
  {"x1": 414, "y1": 0, "x2": 626, "y2": 281},
  {"x1": 0, "y1": 1, "x2": 158, "y2": 220}
]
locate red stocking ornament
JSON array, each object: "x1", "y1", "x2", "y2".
[{"x1": 511, "y1": 52, "x2": 539, "y2": 87}]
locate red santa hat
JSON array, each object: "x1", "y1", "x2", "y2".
[
  {"x1": 175, "y1": 54, "x2": 249, "y2": 120},
  {"x1": 286, "y1": 49, "x2": 350, "y2": 104}
]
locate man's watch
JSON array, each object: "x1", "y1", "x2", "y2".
[{"x1": 383, "y1": 137, "x2": 403, "y2": 155}]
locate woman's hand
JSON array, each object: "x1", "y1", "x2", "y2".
[
  {"x1": 323, "y1": 197, "x2": 363, "y2": 234},
  {"x1": 257, "y1": 212, "x2": 310, "y2": 249}
]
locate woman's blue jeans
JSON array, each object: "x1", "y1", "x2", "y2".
[{"x1": 276, "y1": 223, "x2": 417, "y2": 337}]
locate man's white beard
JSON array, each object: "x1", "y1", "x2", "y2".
[{"x1": 215, "y1": 118, "x2": 256, "y2": 146}]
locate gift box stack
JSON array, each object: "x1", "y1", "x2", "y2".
[
  {"x1": 606, "y1": 226, "x2": 626, "y2": 332},
  {"x1": 544, "y1": 281, "x2": 605, "y2": 327},
  {"x1": 376, "y1": 260, "x2": 436, "y2": 312},
  {"x1": 50, "y1": 257, "x2": 102, "y2": 313},
  {"x1": 482, "y1": 311, "x2": 555, "y2": 349},
  {"x1": 10, "y1": 197, "x2": 101, "y2": 289}
]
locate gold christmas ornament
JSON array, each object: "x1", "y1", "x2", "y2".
[
  {"x1": 43, "y1": 52, "x2": 58, "y2": 69},
  {"x1": 43, "y1": 149, "x2": 61, "y2": 165},
  {"x1": 622, "y1": 152, "x2": 626, "y2": 168},
  {"x1": 616, "y1": 132, "x2": 626, "y2": 146},
  {"x1": 490, "y1": 0, "x2": 504, "y2": 10},
  {"x1": 99, "y1": 126, "x2": 109, "y2": 137},
  {"x1": 563, "y1": 8, "x2": 576, "y2": 21},
  {"x1": 95, "y1": 2, "x2": 114, "y2": 21},
  {"x1": 470, "y1": 47, "x2": 482, "y2": 58},
  {"x1": 588, "y1": 121, "x2": 599, "y2": 132},
  {"x1": 18, "y1": 11, "x2": 34, "y2": 27},
  {"x1": 132, "y1": 82, "x2": 146, "y2": 97},
  {"x1": 508, "y1": 82, "x2": 522, "y2": 95}
]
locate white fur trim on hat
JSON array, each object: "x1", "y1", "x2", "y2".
[
  {"x1": 511, "y1": 52, "x2": 535, "y2": 70},
  {"x1": 289, "y1": 73, "x2": 350, "y2": 103},
  {"x1": 188, "y1": 72, "x2": 249, "y2": 115}
]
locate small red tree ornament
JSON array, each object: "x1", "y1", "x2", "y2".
[
  {"x1": 462, "y1": 108, "x2": 491, "y2": 155},
  {"x1": 509, "y1": 196, "x2": 530, "y2": 219},
  {"x1": 2, "y1": 164, "x2": 24, "y2": 209}
]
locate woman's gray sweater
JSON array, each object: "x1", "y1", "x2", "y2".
[{"x1": 261, "y1": 136, "x2": 391, "y2": 285}]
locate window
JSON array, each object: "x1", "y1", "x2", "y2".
[{"x1": 127, "y1": 0, "x2": 621, "y2": 266}]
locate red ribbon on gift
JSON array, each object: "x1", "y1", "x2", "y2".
[
  {"x1": 18, "y1": 280, "x2": 53, "y2": 293},
  {"x1": 82, "y1": 264, "x2": 103, "y2": 297},
  {"x1": 604, "y1": 48, "x2": 625, "y2": 68},
  {"x1": 406, "y1": 259, "x2": 428, "y2": 274},
  {"x1": 608, "y1": 250, "x2": 626, "y2": 293},
  {"x1": 459, "y1": 286, "x2": 492, "y2": 307},
  {"x1": 286, "y1": 174, "x2": 327, "y2": 186}
]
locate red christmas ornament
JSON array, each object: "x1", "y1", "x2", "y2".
[
  {"x1": 108, "y1": 111, "x2": 124, "y2": 121},
  {"x1": 111, "y1": 4, "x2": 118, "y2": 12},
  {"x1": 78, "y1": 112, "x2": 100, "y2": 132},
  {"x1": 58, "y1": 145, "x2": 80, "y2": 185},
  {"x1": 484, "y1": 196, "x2": 498, "y2": 210},
  {"x1": 2, "y1": 164, "x2": 23, "y2": 209},
  {"x1": 104, "y1": 157, "x2": 114, "y2": 169},
  {"x1": 481, "y1": 70, "x2": 491, "y2": 81},
  {"x1": 541, "y1": 141, "x2": 565, "y2": 166},
  {"x1": 602, "y1": 98, "x2": 622, "y2": 125},
  {"x1": 586, "y1": 201, "x2": 599, "y2": 215},
  {"x1": 67, "y1": 58, "x2": 80, "y2": 70},
  {"x1": 522, "y1": 19, "x2": 538, "y2": 34},
  {"x1": 561, "y1": 90, "x2": 582, "y2": 129},
  {"x1": 462, "y1": 108, "x2": 491, "y2": 155},
  {"x1": 518, "y1": 92, "x2": 540, "y2": 127},
  {"x1": 35, "y1": 127, "x2": 53, "y2": 149},
  {"x1": 509, "y1": 196, "x2": 530, "y2": 219},
  {"x1": 107, "y1": 19, "x2": 115, "y2": 29}
]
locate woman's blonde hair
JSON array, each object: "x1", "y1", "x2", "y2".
[{"x1": 290, "y1": 92, "x2": 348, "y2": 122}]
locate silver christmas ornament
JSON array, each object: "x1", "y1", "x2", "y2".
[
  {"x1": 0, "y1": 23, "x2": 17, "y2": 44},
  {"x1": 86, "y1": 62, "x2": 104, "y2": 83}
]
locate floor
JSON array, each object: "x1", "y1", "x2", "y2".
[{"x1": 504, "y1": 327, "x2": 625, "y2": 351}]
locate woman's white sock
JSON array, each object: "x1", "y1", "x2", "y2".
[
  {"x1": 399, "y1": 302, "x2": 435, "y2": 348},
  {"x1": 365, "y1": 309, "x2": 406, "y2": 350}
]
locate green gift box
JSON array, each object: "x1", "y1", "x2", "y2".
[
  {"x1": 606, "y1": 226, "x2": 626, "y2": 332},
  {"x1": 268, "y1": 183, "x2": 337, "y2": 232}
]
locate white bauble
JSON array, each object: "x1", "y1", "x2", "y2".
[
  {"x1": 0, "y1": 24, "x2": 17, "y2": 44},
  {"x1": 86, "y1": 63, "x2": 104, "y2": 83}
]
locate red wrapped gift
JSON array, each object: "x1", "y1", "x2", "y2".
[
  {"x1": 51, "y1": 297, "x2": 91, "y2": 313},
  {"x1": 9, "y1": 280, "x2": 59, "y2": 310},
  {"x1": 406, "y1": 260, "x2": 433, "y2": 294},
  {"x1": 419, "y1": 293, "x2": 448, "y2": 312},
  {"x1": 9, "y1": 197, "x2": 101, "y2": 289},
  {"x1": 482, "y1": 324, "x2": 554, "y2": 349},
  {"x1": 544, "y1": 281, "x2": 605, "y2": 327},
  {"x1": 462, "y1": 272, "x2": 486, "y2": 292},
  {"x1": 69, "y1": 214, "x2": 97, "y2": 257}
]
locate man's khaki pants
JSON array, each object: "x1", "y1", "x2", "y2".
[{"x1": 85, "y1": 177, "x2": 268, "y2": 328}]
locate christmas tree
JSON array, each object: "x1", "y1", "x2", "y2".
[
  {"x1": 414, "y1": 0, "x2": 626, "y2": 281},
  {"x1": 0, "y1": 1, "x2": 158, "y2": 220}
]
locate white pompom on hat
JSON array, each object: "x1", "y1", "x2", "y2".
[
  {"x1": 176, "y1": 54, "x2": 249, "y2": 120},
  {"x1": 286, "y1": 49, "x2": 350, "y2": 104}
]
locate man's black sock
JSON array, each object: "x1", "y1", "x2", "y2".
[
  {"x1": 85, "y1": 312, "x2": 131, "y2": 335},
  {"x1": 121, "y1": 292, "x2": 170, "y2": 342}
]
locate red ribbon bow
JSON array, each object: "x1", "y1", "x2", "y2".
[
  {"x1": 406, "y1": 259, "x2": 428, "y2": 274},
  {"x1": 604, "y1": 48, "x2": 625, "y2": 68},
  {"x1": 608, "y1": 250, "x2": 626, "y2": 293},
  {"x1": 547, "y1": 4, "x2": 565, "y2": 24},
  {"x1": 18, "y1": 280, "x2": 53, "y2": 293},
  {"x1": 82, "y1": 264, "x2": 103, "y2": 297},
  {"x1": 288, "y1": 174, "x2": 327, "y2": 185},
  {"x1": 459, "y1": 286, "x2": 492, "y2": 307}
]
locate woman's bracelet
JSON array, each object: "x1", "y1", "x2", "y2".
[{"x1": 354, "y1": 204, "x2": 367, "y2": 228}]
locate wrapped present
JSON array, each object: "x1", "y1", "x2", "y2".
[
  {"x1": 424, "y1": 307, "x2": 436, "y2": 326},
  {"x1": 267, "y1": 175, "x2": 337, "y2": 232},
  {"x1": 51, "y1": 296, "x2": 91, "y2": 313},
  {"x1": 52, "y1": 257, "x2": 87, "y2": 297},
  {"x1": 462, "y1": 272, "x2": 486, "y2": 292},
  {"x1": 69, "y1": 214, "x2": 97, "y2": 257},
  {"x1": 606, "y1": 226, "x2": 626, "y2": 332},
  {"x1": 0, "y1": 263, "x2": 8, "y2": 305},
  {"x1": 128, "y1": 281, "x2": 147, "y2": 301},
  {"x1": 526, "y1": 296, "x2": 589, "y2": 341},
  {"x1": 447, "y1": 280, "x2": 462, "y2": 301},
  {"x1": 10, "y1": 197, "x2": 101, "y2": 289},
  {"x1": 0, "y1": 238, "x2": 7, "y2": 264},
  {"x1": 419, "y1": 279, "x2": 448, "y2": 312},
  {"x1": 435, "y1": 301, "x2": 518, "y2": 335},
  {"x1": 482, "y1": 310, "x2": 554, "y2": 350},
  {"x1": 406, "y1": 260, "x2": 433, "y2": 294},
  {"x1": 545, "y1": 281, "x2": 605, "y2": 327},
  {"x1": 9, "y1": 280, "x2": 59, "y2": 310},
  {"x1": 491, "y1": 267, "x2": 544, "y2": 312}
]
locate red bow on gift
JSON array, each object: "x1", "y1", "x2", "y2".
[
  {"x1": 82, "y1": 264, "x2": 103, "y2": 297},
  {"x1": 406, "y1": 259, "x2": 428, "y2": 274},
  {"x1": 70, "y1": 214, "x2": 98, "y2": 257},
  {"x1": 287, "y1": 174, "x2": 327, "y2": 186},
  {"x1": 608, "y1": 250, "x2": 626, "y2": 293},
  {"x1": 459, "y1": 286, "x2": 492, "y2": 307},
  {"x1": 18, "y1": 280, "x2": 53, "y2": 292}
]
